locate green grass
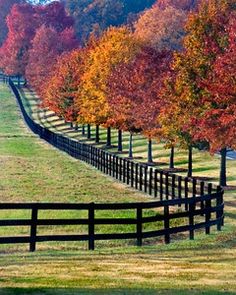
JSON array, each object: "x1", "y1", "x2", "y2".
[{"x1": 0, "y1": 83, "x2": 236, "y2": 294}]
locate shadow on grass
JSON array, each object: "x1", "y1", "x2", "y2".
[
  {"x1": 193, "y1": 166, "x2": 218, "y2": 173},
  {"x1": 0, "y1": 288, "x2": 234, "y2": 295}
]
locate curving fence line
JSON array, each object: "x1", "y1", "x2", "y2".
[{"x1": 0, "y1": 76, "x2": 224, "y2": 251}]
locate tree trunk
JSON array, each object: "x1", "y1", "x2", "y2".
[
  {"x1": 18, "y1": 75, "x2": 20, "y2": 87},
  {"x1": 106, "y1": 127, "x2": 111, "y2": 147},
  {"x1": 118, "y1": 129, "x2": 123, "y2": 152},
  {"x1": 129, "y1": 133, "x2": 133, "y2": 158},
  {"x1": 87, "y1": 124, "x2": 91, "y2": 139},
  {"x1": 95, "y1": 125, "x2": 100, "y2": 143},
  {"x1": 169, "y1": 146, "x2": 175, "y2": 169},
  {"x1": 187, "y1": 145, "x2": 193, "y2": 178},
  {"x1": 75, "y1": 123, "x2": 78, "y2": 131},
  {"x1": 148, "y1": 139, "x2": 153, "y2": 163},
  {"x1": 70, "y1": 122, "x2": 73, "y2": 128},
  {"x1": 220, "y1": 148, "x2": 227, "y2": 187},
  {"x1": 82, "y1": 125, "x2": 85, "y2": 135}
]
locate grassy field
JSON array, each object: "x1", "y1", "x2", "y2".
[{"x1": 0, "y1": 82, "x2": 236, "y2": 294}]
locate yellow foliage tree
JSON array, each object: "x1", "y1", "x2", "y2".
[{"x1": 79, "y1": 26, "x2": 141, "y2": 127}]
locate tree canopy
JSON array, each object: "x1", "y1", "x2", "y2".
[{"x1": 0, "y1": 2, "x2": 74, "y2": 76}]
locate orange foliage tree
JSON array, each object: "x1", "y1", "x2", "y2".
[
  {"x1": 78, "y1": 26, "x2": 140, "y2": 147},
  {"x1": 42, "y1": 48, "x2": 87, "y2": 124}
]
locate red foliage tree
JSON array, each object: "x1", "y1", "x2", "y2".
[
  {"x1": 108, "y1": 47, "x2": 172, "y2": 161},
  {"x1": 25, "y1": 25, "x2": 78, "y2": 94},
  {"x1": 0, "y1": 2, "x2": 74, "y2": 76},
  {"x1": 0, "y1": 3, "x2": 37, "y2": 76},
  {"x1": 192, "y1": 13, "x2": 236, "y2": 186},
  {"x1": 0, "y1": 0, "x2": 24, "y2": 46}
]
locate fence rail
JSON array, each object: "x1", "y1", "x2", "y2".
[{"x1": 0, "y1": 75, "x2": 224, "y2": 251}]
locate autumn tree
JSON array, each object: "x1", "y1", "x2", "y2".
[
  {"x1": 79, "y1": 26, "x2": 140, "y2": 147},
  {"x1": 0, "y1": 0, "x2": 24, "y2": 46},
  {"x1": 0, "y1": 3, "x2": 37, "y2": 76},
  {"x1": 25, "y1": 25, "x2": 78, "y2": 94},
  {"x1": 107, "y1": 61, "x2": 142, "y2": 158},
  {"x1": 108, "y1": 47, "x2": 172, "y2": 162},
  {"x1": 42, "y1": 48, "x2": 86, "y2": 124},
  {"x1": 191, "y1": 11, "x2": 236, "y2": 186},
  {"x1": 0, "y1": 2, "x2": 74, "y2": 77},
  {"x1": 134, "y1": 4, "x2": 188, "y2": 52},
  {"x1": 160, "y1": 0, "x2": 236, "y2": 182}
]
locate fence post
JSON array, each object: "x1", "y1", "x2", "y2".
[
  {"x1": 205, "y1": 183, "x2": 212, "y2": 235},
  {"x1": 149, "y1": 168, "x2": 153, "y2": 196},
  {"x1": 171, "y1": 174, "x2": 176, "y2": 199},
  {"x1": 200, "y1": 181, "x2": 205, "y2": 216},
  {"x1": 88, "y1": 203, "x2": 95, "y2": 250},
  {"x1": 160, "y1": 171, "x2": 163, "y2": 201},
  {"x1": 135, "y1": 163, "x2": 139, "y2": 189},
  {"x1": 216, "y1": 186, "x2": 222, "y2": 231},
  {"x1": 119, "y1": 158, "x2": 122, "y2": 181},
  {"x1": 103, "y1": 151, "x2": 106, "y2": 173},
  {"x1": 109, "y1": 154, "x2": 112, "y2": 176},
  {"x1": 189, "y1": 201, "x2": 195, "y2": 240},
  {"x1": 123, "y1": 159, "x2": 126, "y2": 183},
  {"x1": 30, "y1": 207, "x2": 38, "y2": 252},
  {"x1": 139, "y1": 166, "x2": 143, "y2": 191},
  {"x1": 136, "y1": 207, "x2": 142, "y2": 247},
  {"x1": 112, "y1": 155, "x2": 115, "y2": 177},
  {"x1": 105, "y1": 153, "x2": 109, "y2": 174},
  {"x1": 154, "y1": 170, "x2": 158, "y2": 198},
  {"x1": 184, "y1": 177, "x2": 189, "y2": 211},
  {"x1": 115, "y1": 156, "x2": 119, "y2": 179},
  {"x1": 94, "y1": 148, "x2": 98, "y2": 168},
  {"x1": 127, "y1": 160, "x2": 130, "y2": 185},
  {"x1": 165, "y1": 173, "x2": 169, "y2": 199},
  {"x1": 192, "y1": 178, "x2": 197, "y2": 197},
  {"x1": 164, "y1": 205, "x2": 170, "y2": 244},
  {"x1": 144, "y1": 166, "x2": 148, "y2": 193},
  {"x1": 131, "y1": 162, "x2": 134, "y2": 187}
]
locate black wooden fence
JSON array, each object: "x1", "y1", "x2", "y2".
[
  {"x1": 0, "y1": 190, "x2": 224, "y2": 251},
  {"x1": 0, "y1": 76, "x2": 224, "y2": 251}
]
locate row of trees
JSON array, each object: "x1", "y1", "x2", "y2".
[{"x1": 0, "y1": 0, "x2": 235, "y2": 186}]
